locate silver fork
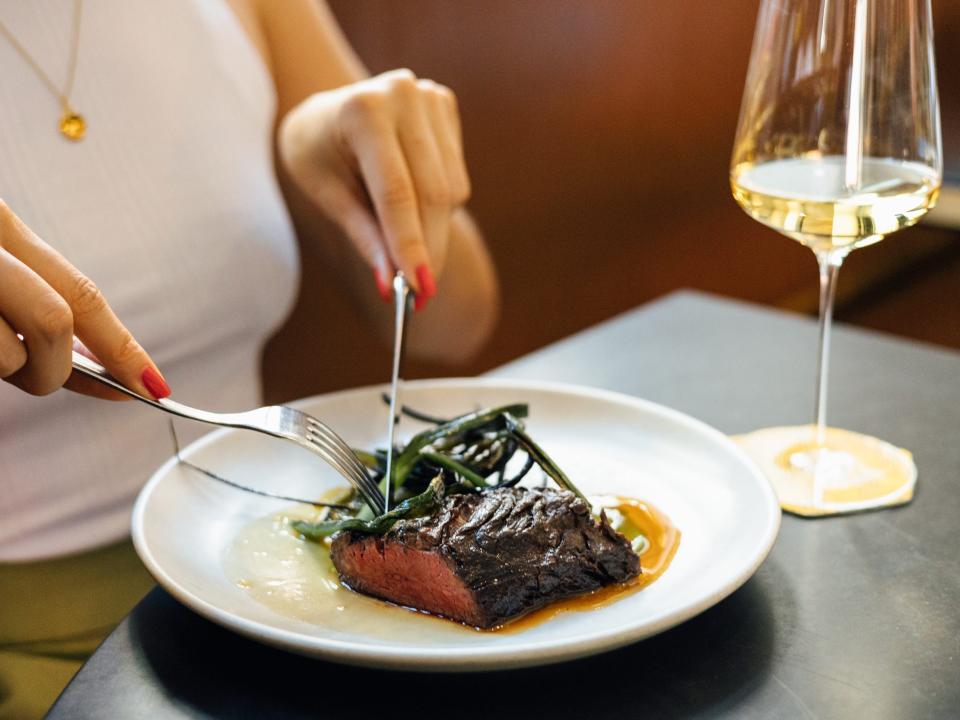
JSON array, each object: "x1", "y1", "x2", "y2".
[{"x1": 71, "y1": 351, "x2": 386, "y2": 514}]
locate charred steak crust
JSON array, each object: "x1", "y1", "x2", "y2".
[{"x1": 330, "y1": 487, "x2": 640, "y2": 628}]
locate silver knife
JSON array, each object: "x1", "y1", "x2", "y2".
[{"x1": 383, "y1": 271, "x2": 412, "y2": 512}]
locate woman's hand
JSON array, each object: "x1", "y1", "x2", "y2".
[
  {"x1": 0, "y1": 200, "x2": 170, "y2": 401},
  {"x1": 279, "y1": 69, "x2": 471, "y2": 310}
]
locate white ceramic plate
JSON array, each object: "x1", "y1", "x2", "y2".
[{"x1": 132, "y1": 379, "x2": 780, "y2": 671}]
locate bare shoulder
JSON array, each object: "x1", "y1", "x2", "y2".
[
  {"x1": 230, "y1": 0, "x2": 365, "y2": 116},
  {"x1": 222, "y1": 0, "x2": 270, "y2": 70}
]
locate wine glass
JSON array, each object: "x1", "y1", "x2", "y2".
[{"x1": 730, "y1": 0, "x2": 942, "y2": 514}]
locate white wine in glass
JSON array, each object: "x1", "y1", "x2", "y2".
[{"x1": 730, "y1": 0, "x2": 942, "y2": 514}]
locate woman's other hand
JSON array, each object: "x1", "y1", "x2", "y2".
[
  {"x1": 279, "y1": 69, "x2": 471, "y2": 311},
  {"x1": 0, "y1": 201, "x2": 170, "y2": 401}
]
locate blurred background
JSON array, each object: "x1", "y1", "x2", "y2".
[{"x1": 263, "y1": 0, "x2": 960, "y2": 404}]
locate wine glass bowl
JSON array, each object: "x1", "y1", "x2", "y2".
[
  {"x1": 730, "y1": 0, "x2": 942, "y2": 514},
  {"x1": 732, "y1": 155, "x2": 940, "y2": 254}
]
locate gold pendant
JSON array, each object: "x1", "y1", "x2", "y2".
[{"x1": 59, "y1": 108, "x2": 86, "y2": 141}]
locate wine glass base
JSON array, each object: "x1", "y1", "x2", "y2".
[{"x1": 732, "y1": 425, "x2": 916, "y2": 517}]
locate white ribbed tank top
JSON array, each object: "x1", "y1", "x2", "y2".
[{"x1": 0, "y1": 0, "x2": 300, "y2": 560}]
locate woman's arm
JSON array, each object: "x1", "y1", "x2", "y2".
[{"x1": 231, "y1": 0, "x2": 499, "y2": 362}]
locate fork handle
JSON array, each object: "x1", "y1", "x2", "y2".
[
  {"x1": 72, "y1": 351, "x2": 270, "y2": 431},
  {"x1": 71, "y1": 351, "x2": 223, "y2": 426},
  {"x1": 71, "y1": 351, "x2": 168, "y2": 408}
]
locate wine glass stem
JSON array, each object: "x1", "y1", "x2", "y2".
[{"x1": 814, "y1": 249, "x2": 843, "y2": 445}]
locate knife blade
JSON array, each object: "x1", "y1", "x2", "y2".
[{"x1": 383, "y1": 271, "x2": 412, "y2": 512}]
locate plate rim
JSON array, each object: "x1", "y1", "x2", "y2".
[{"x1": 131, "y1": 377, "x2": 781, "y2": 671}]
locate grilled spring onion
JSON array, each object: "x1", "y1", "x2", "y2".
[
  {"x1": 365, "y1": 402, "x2": 588, "y2": 504},
  {"x1": 293, "y1": 477, "x2": 445, "y2": 540},
  {"x1": 296, "y1": 402, "x2": 592, "y2": 539}
]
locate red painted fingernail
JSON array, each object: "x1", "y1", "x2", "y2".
[
  {"x1": 374, "y1": 268, "x2": 391, "y2": 302},
  {"x1": 415, "y1": 263, "x2": 437, "y2": 299},
  {"x1": 141, "y1": 366, "x2": 171, "y2": 399},
  {"x1": 414, "y1": 292, "x2": 428, "y2": 312}
]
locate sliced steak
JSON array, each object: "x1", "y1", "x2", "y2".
[{"x1": 330, "y1": 486, "x2": 639, "y2": 628}]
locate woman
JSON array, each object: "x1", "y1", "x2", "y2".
[{"x1": 0, "y1": 0, "x2": 498, "y2": 716}]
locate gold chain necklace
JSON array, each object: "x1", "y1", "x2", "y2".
[{"x1": 0, "y1": 0, "x2": 85, "y2": 141}]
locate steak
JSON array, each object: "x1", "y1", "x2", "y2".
[{"x1": 330, "y1": 486, "x2": 640, "y2": 628}]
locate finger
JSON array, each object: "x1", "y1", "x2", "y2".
[
  {"x1": 397, "y1": 92, "x2": 451, "y2": 276},
  {"x1": 418, "y1": 203, "x2": 449, "y2": 288},
  {"x1": 0, "y1": 313, "x2": 27, "y2": 380},
  {"x1": 310, "y1": 177, "x2": 395, "y2": 302},
  {"x1": 0, "y1": 202, "x2": 170, "y2": 399},
  {"x1": 342, "y1": 108, "x2": 430, "y2": 293},
  {"x1": 0, "y1": 247, "x2": 73, "y2": 395},
  {"x1": 64, "y1": 338, "x2": 130, "y2": 401},
  {"x1": 420, "y1": 80, "x2": 471, "y2": 206}
]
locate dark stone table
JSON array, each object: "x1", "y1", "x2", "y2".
[{"x1": 49, "y1": 291, "x2": 960, "y2": 719}]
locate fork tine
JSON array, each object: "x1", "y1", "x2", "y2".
[
  {"x1": 317, "y1": 449, "x2": 383, "y2": 511},
  {"x1": 304, "y1": 415, "x2": 353, "y2": 449},
  {"x1": 302, "y1": 418, "x2": 381, "y2": 496},
  {"x1": 305, "y1": 423, "x2": 368, "y2": 476},
  {"x1": 354, "y1": 473, "x2": 386, "y2": 514},
  {"x1": 307, "y1": 435, "x2": 377, "y2": 494},
  {"x1": 301, "y1": 416, "x2": 386, "y2": 512},
  {"x1": 304, "y1": 438, "x2": 384, "y2": 513},
  {"x1": 304, "y1": 424, "x2": 374, "y2": 486}
]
